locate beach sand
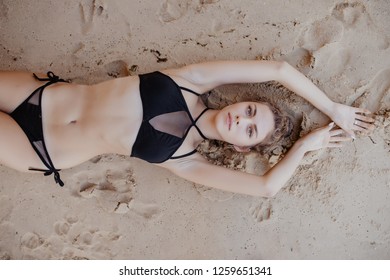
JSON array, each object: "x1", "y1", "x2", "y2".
[{"x1": 0, "y1": 0, "x2": 389, "y2": 259}]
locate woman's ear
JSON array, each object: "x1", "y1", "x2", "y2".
[{"x1": 233, "y1": 145, "x2": 251, "y2": 153}]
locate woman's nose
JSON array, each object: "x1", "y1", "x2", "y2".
[{"x1": 235, "y1": 115, "x2": 249, "y2": 125}]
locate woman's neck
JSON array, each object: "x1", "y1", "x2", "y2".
[{"x1": 196, "y1": 109, "x2": 223, "y2": 141}]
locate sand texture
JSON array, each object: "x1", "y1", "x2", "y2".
[{"x1": 0, "y1": 0, "x2": 389, "y2": 259}]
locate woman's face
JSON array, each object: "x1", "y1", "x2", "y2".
[{"x1": 215, "y1": 102, "x2": 275, "y2": 147}]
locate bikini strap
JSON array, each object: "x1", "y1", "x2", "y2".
[
  {"x1": 170, "y1": 107, "x2": 209, "y2": 160},
  {"x1": 192, "y1": 107, "x2": 209, "y2": 140},
  {"x1": 180, "y1": 86, "x2": 201, "y2": 96}
]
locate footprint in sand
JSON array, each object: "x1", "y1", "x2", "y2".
[
  {"x1": 296, "y1": 1, "x2": 388, "y2": 80},
  {"x1": 79, "y1": 0, "x2": 107, "y2": 34},
  {"x1": 249, "y1": 200, "x2": 273, "y2": 223},
  {"x1": 296, "y1": 15, "x2": 348, "y2": 78},
  {"x1": 298, "y1": 16, "x2": 344, "y2": 52},
  {"x1": 331, "y1": 2, "x2": 389, "y2": 50},
  {"x1": 20, "y1": 217, "x2": 120, "y2": 259},
  {"x1": 332, "y1": 2, "x2": 365, "y2": 27},
  {"x1": 351, "y1": 68, "x2": 390, "y2": 112},
  {"x1": 284, "y1": 48, "x2": 314, "y2": 74},
  {"x1": 158, "y1": 0, "x2": 189, "y2": 23},
  {"x1": 57, "y1": 219, "x2": 120, "y2": 259},
  {"x1": 313, "y1": 42, "x2": 351, "y2": 80},
  {"x1": 71, "y1": 167, "x2": 136, "y2": 214},
  {"x1": 54, "y1": 221, "x2": 71, "y2": 236},
  {"x1": 21, "y1": 232, "x2": 44, "y2": 250}
]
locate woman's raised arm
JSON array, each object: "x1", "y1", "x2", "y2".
[
  {"x1": 167, "y1": 123, "x2": 349, "y2": 197},
  {"x1": 277, "y1": 62, "x2": 375, "y2": 137},
  {"x1": 166, "y1": 60, "x2": 375, "y2": 137},
  {"x1": 165, "y1": 60, "x2": 284, "y2": 93}
]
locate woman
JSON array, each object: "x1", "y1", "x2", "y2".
[{"x1": 0, "y1": 60, "x2": 375, "y2": 196}]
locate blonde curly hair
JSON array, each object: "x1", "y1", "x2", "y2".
[{"x1": 252, "y1": 102, "x2": 293, "y2": 155}]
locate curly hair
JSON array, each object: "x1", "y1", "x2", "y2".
[{"x1": 253, "y1": 102, "x2": 293, "y2": 155}]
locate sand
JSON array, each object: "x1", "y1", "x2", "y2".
[{"x1": 0, "y1": 0, "x2": 389, "y2": 259}]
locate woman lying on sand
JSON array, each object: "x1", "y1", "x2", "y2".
[{"x1": 0, "y1": 60, "x2": 375, "y2": 196}]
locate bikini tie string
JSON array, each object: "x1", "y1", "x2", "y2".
[
  {"x1": 33, "y1": 72, "x2": 67, "y2": 83},
  {"x1": 53, "y1": 171, "x2": 65, "y2": 187},
  {"x1": 28, "y1": 167, "x2": 65, "y2": 187}
]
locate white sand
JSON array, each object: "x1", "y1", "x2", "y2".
[{"x1": 0, "y1": 0, "x2": 389, "y2": 259}]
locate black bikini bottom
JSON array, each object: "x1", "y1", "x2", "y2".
[{"x1": 10, "y1": 72, "x2": 68, "y2": 186}]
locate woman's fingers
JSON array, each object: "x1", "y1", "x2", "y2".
[
  {"x1": 326, "y1": 122, "x2": 335, "y2": 130},
  {"x1": 356, "y1": 108, "x2": 372, "y2": 115},
  {"x1": 329, "y1": 129, "x2": 353, "y2": 139},
  {"x1": 328, "y1": 132, "x2": 351, "y2": 147},
  {"x1": 354, "y1": 108, "x2": 376, "y2": 133},
  {"x1": 353, "y1": 120, "x2": 375, "y2": 131},
  {"x1": 355, "y1": 114, "x2": 375, "y2": 123},
  {"x1": 329, "y1": 129, "x2": 344, "y2": 136},
  {"x1": 327, "y1": 127, "x2": 352, "y2": 147},
  {"x1": 309, "y1": 119, "x2": 372, "y2": 151}
]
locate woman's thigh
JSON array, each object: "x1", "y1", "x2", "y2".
[
  {"x1": 0, "y1": 111, "x2": 46, "y2": 172},
  {"x1": 0, "y1": 71, "x2": 44, "y2": 113}
]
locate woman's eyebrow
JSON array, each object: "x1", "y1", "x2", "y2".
[{"x1": 254, "y1": 104, "x2": 257, "y2": 116}]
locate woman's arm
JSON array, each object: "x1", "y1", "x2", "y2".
[
  {"x1": 169, "y1": 61, "x2": 333, "y2": 111},
  {"x1": 168, "y1": 123, "x2": 348, "y2": 197},
  {"x1": 277, "y1": 62, "x2": 375, "y2": 137},
  {"x1": 167, "y1": 60, "x2": 375, "y2": 136},
  {"x1": 165, "y1": 60, "x2": 284, "y2": 92}
]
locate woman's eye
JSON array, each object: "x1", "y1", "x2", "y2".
[
  {"x1": 246, "y1": 106, "x2": 252, "y2": 116},
  {"x1": 247, "y1": 126, "x2": 253, "y2": 137}
]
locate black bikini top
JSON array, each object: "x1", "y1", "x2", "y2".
[{"x1": 131, "y1": 71, "x2": 209, "y2": 163}]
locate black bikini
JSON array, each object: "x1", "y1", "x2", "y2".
[
  {"x1": 11, "y1": 71, "x2": 208, "y2": 186},
  {"x1": 131, "y1": 71, "x2": 209, "y2": 163},
  {"x1": 10, "y1": 72, "x2": 68, "y2": 186}
]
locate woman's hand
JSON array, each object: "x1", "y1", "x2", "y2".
[
  {"x1": 299, "y1": 123, "x2": 353, "y2": 152},
  {"x1": 330, "y1": 103, "x2": 375, "y2": 138}
]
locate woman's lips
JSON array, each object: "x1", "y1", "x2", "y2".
[{"x1": 227, "y1": 112, "x2": 232, "y2": 130}]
